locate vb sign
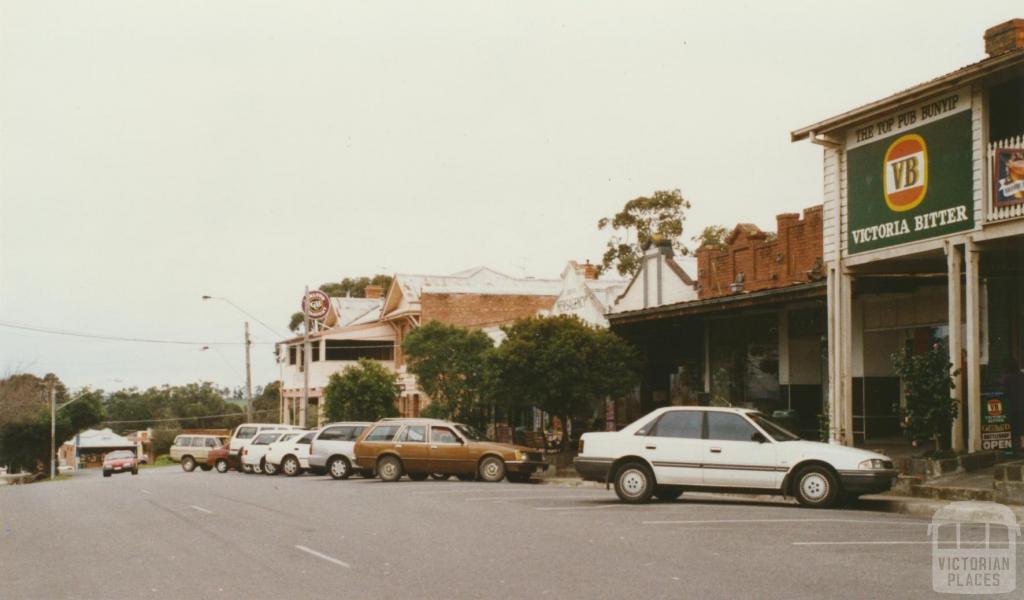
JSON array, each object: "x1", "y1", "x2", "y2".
[
  {"x1": 846, "y1": 87, "x2": 973, "y2": 254},
  {"x1": 883, "y1": 134, "x2": 927, "y2": 212},
  {"x1": 303, "y1": 290, "x2": 330, "y2": 320}
]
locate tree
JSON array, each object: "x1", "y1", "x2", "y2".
[
  {"x1": 253, "y1": 381, "x2": 281, "y2": 422},
  {"x1": 0, "y1": 374, "x2": 103, "y2": 473},
  {"x1": 322, "y1": 359, "x2": 400, "y2": 422},
  {"x1": 489, "y1": 316, "x2": 640, "y2": 432},
  {"x1": 103, "y1": 382, "x2": 244, "y2": 433},
  {"x1": 692, "y1": 224, "x2": 729, "y2": 251},
  {"x1": 402, "y1": 321, "x2": 494, "y2": 427},
  {"x1": 891, "y1": 342, "x2": 958, "y2": 452},
  {"x1": 288, "y1": 275, "x2": 394, "y2": 332},
  {"x1": 598, "y1": 189, "x2": 692, "y2": 276},
  {"x1": 0, "y1": 372, "x2": 67, "y2": 427}
]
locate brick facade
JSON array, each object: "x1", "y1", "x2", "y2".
[
  {"x1": 420, "y1": 293, "x2": 558, "y2": 329},
  {"x1": 696, "y1": 205, "x2": 824, "y2": 300}
]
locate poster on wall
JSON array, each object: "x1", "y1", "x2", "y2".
[
  {"x1": 845, "y1": 87, "x2": 974, "y2": 254},
  {"x1": 993, "y1": 147, "x2": 1024, "y2": 206}
]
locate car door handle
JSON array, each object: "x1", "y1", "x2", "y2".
[
  {"x1": 430, "y1": 445, "x2": 438, "y2": 449},
  {"x1": 645, "y1": 445, "x2": 657, "y2": 450},
  {"x1": 395, "y1": 444, "x2": 403, "y2": 448},
  {"x1": 710, "y1": 447, "x2": 722, "y2": 453}
]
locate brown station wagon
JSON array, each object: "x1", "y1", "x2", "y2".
[{"x1": 353, "y1": 418, "x2": 547, "y2": 483}]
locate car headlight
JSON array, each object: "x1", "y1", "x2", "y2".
[
  {"x1": 858, "y1": 459, "x2": 887, "y2": 470},
  {"x1": 514, "y1": 449, "x2": 525, "y2": 461}
]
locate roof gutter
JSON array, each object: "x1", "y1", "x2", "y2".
[{"x1": 790, "y1": 48, "x2": 1024, "y2": 143}]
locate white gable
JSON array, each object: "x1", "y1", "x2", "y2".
[{"x1": 611, "y1": 246, "x2": 697, "y2": 314}]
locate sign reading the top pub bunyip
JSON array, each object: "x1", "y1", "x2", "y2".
[{"x1": 845, "y1": 87, "x2": 974, "y2": 254}]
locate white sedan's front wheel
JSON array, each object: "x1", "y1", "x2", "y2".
[{"x1": 794, "y1": 466, "x2": 839, "y2": 508}]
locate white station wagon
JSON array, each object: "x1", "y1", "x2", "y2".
[{"x1": 574, "y1": 406, "x2": 897, "y2": 507}]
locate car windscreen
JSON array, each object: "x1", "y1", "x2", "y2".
[
  {"x1": 235, "y1": 426, "x2": 258, "y2": 440},
  {"x1": 749, "y1": 413, "x2": 800, "y2": 442},
  {"x1": 455, "y1": 424, "x2": 483, "y2": 441},
  {"x1": 105, "y1": 451, "x2": 133, "y2": 460},
  {"x1": 252, "y1": 433, "x2": 278, "y2": 445}
]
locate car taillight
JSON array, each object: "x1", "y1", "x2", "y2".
[
  {"x1": 578, "y1": 439, "x2": 585, "y2": 453},
  {"x1": 242, "y1": 448, "x2": 247, "y2": 456}
]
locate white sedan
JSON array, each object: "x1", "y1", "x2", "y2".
[
  {"x1": 241, "y1": 431, "x2": 303, "y2": 474},
  {"x1": 575, "y1": 406, "x2": 897, "y2": 507},
  {"x1": 264, "y1": 430, "x2": 316, "y2": 476}
]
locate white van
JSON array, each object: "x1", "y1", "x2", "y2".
[{"x1": 228, "y1": 423, "x2": 302, "y2": 460}]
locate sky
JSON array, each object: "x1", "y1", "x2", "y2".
[{"x1": 1, "y1": 1, "x2": 1021, "y2": 392}]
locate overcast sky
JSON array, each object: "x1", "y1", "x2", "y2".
[{"x1": 1, "y1": 1, "x2": 1020, "y2": 392}]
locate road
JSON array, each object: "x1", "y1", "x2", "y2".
[{"x1": 0, "y1": 466, "x2": 1010, "y2": 599}]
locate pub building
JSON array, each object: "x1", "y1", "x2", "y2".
[
  {"x1": 790, "y1": 19, "x2": 1024, "y2": 452},
  {"x1": 608, "y1": 208, "x2": 827, "y2": 439}
]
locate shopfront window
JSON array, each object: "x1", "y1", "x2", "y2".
[{"x1": 709, "y1": 313, "x2": 780, "y2": 413}]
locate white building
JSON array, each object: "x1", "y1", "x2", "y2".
[{"x1": 279, "y1": 268, "x2": 561, "y2": 425}]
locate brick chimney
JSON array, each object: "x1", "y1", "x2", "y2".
[
  {"x1": 580, "y1": 261, "x2": 598, "y2": 280},
  {"x1": 985, "y1": 19, "x2": 1024, "y2": 57},
  {"x1": 364, "y1": 284, "x2": 383, "y2": 299}
]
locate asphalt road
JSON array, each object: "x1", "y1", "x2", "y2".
[{"x1": 0, "y1": 466, "x2": 1015, "y2": 600}]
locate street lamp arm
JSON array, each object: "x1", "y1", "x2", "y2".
[{"x1": 203, "y1": 296, "x2": 285, "y2": 339}]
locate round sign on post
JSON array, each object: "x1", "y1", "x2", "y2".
[{"x1": 303, "y1": 290, "x2": 330, "y2": 320}]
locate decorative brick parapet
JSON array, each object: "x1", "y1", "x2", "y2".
[{"x1": 695, "y1": 205, "x2": 824, "y2": 300}]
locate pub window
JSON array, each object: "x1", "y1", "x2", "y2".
[
  {"x1": 288, "y1": 346, "x2": 297, "y2": 365},
  {"x1": 989, "y1": 76, "x2": 1024, "y2": 142},
  {"x1": 312, "y1": 342, "x2": 321, "y2": 362},
  {"x1": 324, "y1": 340, "x2": 395, "y2": 361}
]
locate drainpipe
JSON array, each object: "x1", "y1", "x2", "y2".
[{"x1": 809, "y1": 130, "x2": 844, "y2": 444}]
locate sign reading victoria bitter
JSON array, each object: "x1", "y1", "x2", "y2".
[{"x1": 846, "y1": 87, "x2": 973, "y2": 254}]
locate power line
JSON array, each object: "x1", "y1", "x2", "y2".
[
  {"x1": 101, "y1": 408, "x2": 276, "y2": 425},
  {"x1": 0, "y1": 321, "x2": 275, "y2": 346}
]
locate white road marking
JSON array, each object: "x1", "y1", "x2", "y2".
[
  {"x1": 643, "y1": 518, "x2": 926, "y2": 526},
  {"x1": 465, "y1": 494, "x2": 603, "y2": 502},
  {"x1": 140, "y1": 489, "x2": 153, "y2": 495},
  {"x1": 793, "y1": 541, "x2": 1024, "y2": 546},
  {"x1": 412, "y1": 487, "x2": 553, "y2": 496},
  {"x1": 189, "y1": 505, "x2": 213, "y2": 514},
  {"x1": 535, "y1": 504, "x2": 626, "y2": 511},
  {"x1": 295, "y1": 545, "x2": 351, "y2": 568}
]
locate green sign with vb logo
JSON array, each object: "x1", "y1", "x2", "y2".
[{"x1": 845, "y1": 88, "x2": 974, "y2": 254}]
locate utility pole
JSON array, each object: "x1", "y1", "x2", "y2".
[
  {"x1": 49, "y1": 381, "x2": 56, "y2": 480},
  {"x1": 300, "y1": 285, "x2": 310, "y2": 428},
  {"x1": 244, "y1": 321, "x2": 254, "y2": 421}
]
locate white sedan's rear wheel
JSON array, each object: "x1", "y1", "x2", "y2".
[
  {"x1": 614, "y1": 462, "x2": 654, "y2": 504},
  {"x1": 282, "y1": 456, "x2": 302, "y2": 477},
  {"x1": 328, "y1": 457, "x2": 351, "y2": 480}
]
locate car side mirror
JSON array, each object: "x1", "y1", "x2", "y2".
[{"x1": 751, "y1": 432, "x2": 768, "y2": 443}]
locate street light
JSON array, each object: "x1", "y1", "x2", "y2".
[
  {"x1": 48, "y1": 387, "x2": 92, "y2": 480},
  {"x1": 201, "y1": 296, "x2": 282, "y2": 423}
]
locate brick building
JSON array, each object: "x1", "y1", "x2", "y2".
[
  {"x1": 279, "y1": 267, "x2": 560, "y2": 425},
  {"x1": 609, "y1": 208, "x2": 827, "y2": 435},
  {"x1": 696, "y1": 206, "x2": 824, "y2": 299}
]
